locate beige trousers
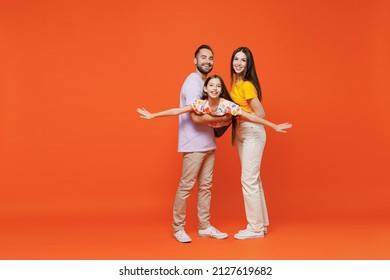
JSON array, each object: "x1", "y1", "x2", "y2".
[
  {"x1": 172, "y1": 151, "x2": 215, "y2": 232},
  {"x1": 237, "y1": 122, "x2": 269, "y2": 232}
]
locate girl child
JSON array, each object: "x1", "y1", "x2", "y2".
[{"x1": 137, "y1": 75, "x2": 292, "y2": 134}]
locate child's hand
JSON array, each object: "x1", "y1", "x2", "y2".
[
  {"x1": 274, "y1": 122, "x2": 293, "y2": 133},
  {"x1": 136, "y1": 107, "x2": 154, "y2": 119}
]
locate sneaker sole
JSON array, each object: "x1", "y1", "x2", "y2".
[
  {"x1": 234, "y1": 235, "x2": 264, "y2": 240},
  {"x1": 198, "y1": 234, "x2": 228, "y2": 239},
  {"x1": 174, "y1": 238, "x2": 192, "y2": 243}
]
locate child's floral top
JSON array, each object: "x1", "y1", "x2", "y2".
[{"x1": 191, "y1": 98, "x2": 242, "y2": 116}]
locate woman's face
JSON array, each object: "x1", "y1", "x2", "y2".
[
  {"x1": 204, "y1": 78, "x2": 222, "y2": 99},
  {"x1": 232, "y1": 51, "x2": 247, "y2": 75}
]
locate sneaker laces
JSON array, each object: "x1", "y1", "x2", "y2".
[
  {"x1": 176, "y1": 230, "x2": 187, "y2": 237},
  {"x1": 209, "y1": 226, "x2": 221, "y2": 234}
]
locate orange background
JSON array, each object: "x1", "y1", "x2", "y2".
[{"x1": 1, "y1": 0, "x2": 390, "y2": 259}]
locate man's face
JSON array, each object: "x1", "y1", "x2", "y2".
[{"x1": 195, "y1": 49, "x2": 214, "y2": 75}]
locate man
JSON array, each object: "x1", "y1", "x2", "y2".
[{"x1": 172, "y1": 45, "x2": 230, "y2": 243}]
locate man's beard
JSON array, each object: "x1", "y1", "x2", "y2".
[{"x1": 197, "y1": 63, "x2": 213, "y2": 75}]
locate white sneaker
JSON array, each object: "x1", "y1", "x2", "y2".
[
  {"x1": 198, "y1": 226, "x2": 228, "y2": 239},
  {"x1": 234, "y1": 229, "x2": 264, "y2": 240},
  {"x1": 239, "y1": 227, "x2": 268, "y2": 235},
  {"x1": 173, "y1": 230, "x2": 192, "y2": 243}
]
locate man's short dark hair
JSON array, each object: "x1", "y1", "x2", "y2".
[{"x1": 194, "y1": 45, "x2": 213, "y2": 58}]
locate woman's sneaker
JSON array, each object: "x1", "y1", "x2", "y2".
[
  {"x1": 234, "y1": 229, "x2": 264, "y2": 240},
  {"x1": 173, "y1": 229, "x2": 192, "y2": 243}
]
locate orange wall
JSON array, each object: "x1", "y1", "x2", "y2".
[{"x1": 1, "y1": 0, "x2": 390, "y2": 225}]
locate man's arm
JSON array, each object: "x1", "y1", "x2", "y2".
[{"x1": 191, "y1": 113, "x2": 232, "y2": 127}]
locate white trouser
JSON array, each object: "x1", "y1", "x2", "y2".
[{"x1": 237, "y1": 122, "x2": 269, "y2": 232}]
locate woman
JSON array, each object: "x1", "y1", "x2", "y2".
[{"x1": 229, "y1": 47, "x2": 292, "y2": 240}]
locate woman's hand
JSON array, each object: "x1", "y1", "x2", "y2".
[{"x1": 273, "y1": 122, "x2": 293, "y2": 133}]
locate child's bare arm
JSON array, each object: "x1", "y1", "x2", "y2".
[
  {"x1": 240, "y1": 111, "x2": 292, "y2": 133},
  {"x1": 137, "y1": 106, "x2": 192, "y2": 119}
]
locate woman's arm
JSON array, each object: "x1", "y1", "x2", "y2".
[
  {"x1": 247, "y1": 97, "x2": 265, "y2": 118},
  {"x1": 137, "y1": 105, "x2": 192, "y2": 119}
]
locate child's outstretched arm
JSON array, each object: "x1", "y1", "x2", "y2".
[
  {"x1": 240, "y1": 111, "x2": 293, "y2": 133},
  {"x1": 137, "y1": 105, "x2": 192, "y2": 119}
]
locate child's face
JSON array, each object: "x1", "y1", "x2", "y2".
[{"x1": 204, "y1": 78, "x2": 222, "y2": 99}]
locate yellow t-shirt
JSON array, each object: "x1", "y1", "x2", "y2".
[{"x1": 230, "y1": 81, "x2": 258, "y2": 113}]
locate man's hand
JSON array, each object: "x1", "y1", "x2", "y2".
[
  {"x1": 208, "y1": 120, "x2": 231, "y2": 128},
  {"x1": 191, "y1": 112, "x2": 232, "y2": 126}
]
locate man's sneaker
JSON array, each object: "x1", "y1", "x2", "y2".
[
  {"x1": 239, "y1": 227, "x2": 268, "y2": 235},
  {"x1": 234, "y1": 229, "x2": 264, "y2": 240},
  {"x1": 198, "y1": 226, "x2": 228, "y2": 239},
  {"x1": 173, "y1": 230, "x2": 192, "y2": 243}
]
